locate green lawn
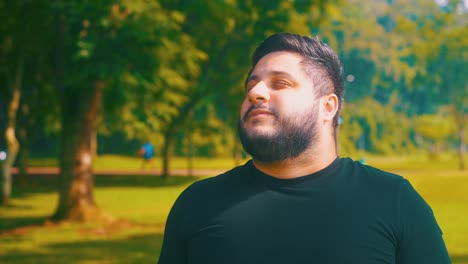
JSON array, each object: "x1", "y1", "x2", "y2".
[
  {"x1": 1, "y1": 155, "x2": 467, "y2": 263},
  {"x1": 27, "y1": 154, "x2": 248, "y2": 170}
]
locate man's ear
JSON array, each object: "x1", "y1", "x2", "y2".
[{"x1": 321, "y1": 93, "x2": 339, "y2": 122}]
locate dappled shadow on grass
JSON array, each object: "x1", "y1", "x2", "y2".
[
  {"x1": 10, "y1": 174, "x2": 59, "y2": 198},
  {"x1": 2, "y1": 174, "x2": 199, "y2": 233},
  {"x1": 94, "y1": 174, "x2": 200, "y2": 188},
  {"x1": 452, "y1": 254, "x2": 468, "y2": 264},
  {"x1": 0, "y1": 233, "x2": 163, "y2": 264},
  {"x1": 3, "y1": 175, "x2": 198, "y2": 232},
  {"x1": 2, "y1": 203, "x2": 34, "y2": 210},
  {"x1": 9, "y1": 174, "x2": 200, "y2": 199},
  {"x1": 0, "y1": 216, "x2": 49, "y2": 233}
]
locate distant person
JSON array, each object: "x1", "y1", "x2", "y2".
[
  {"x1": 158, "y1": 33, "x2": 450, "y2": 263},
  {"x1": 139, "y1": 142, "x2": 155, "y2": 169}
]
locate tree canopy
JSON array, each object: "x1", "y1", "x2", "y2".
[{"x1": 0, "y1": 0, "x2": 466, "y2": 215}]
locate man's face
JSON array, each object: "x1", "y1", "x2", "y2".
[{"x1": 238, "y1": 51, "x2": 321, "y2": 162}]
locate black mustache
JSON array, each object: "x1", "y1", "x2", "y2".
[{"x1": 243, "y1": 105, "x2": 276, "y2": 121}]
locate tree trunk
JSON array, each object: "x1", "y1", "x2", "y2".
[
  {"x1": 17, "y1": 101, "x2": 35, "y2": 182},
  {"x1": 453, "y1": 102, "x2": 466, "y2": 171},
  {"x1": 17, "y1": 126, "x2": 30, "y2": 180},
  {"x1": 52, "y1": 82, "x2": 109, "y2": 222},
  {"x1": 52, "y1": 15, "x2": 109, "y2": 222},
  {"x1": 161, "y1": 128, "x2": 174, "y2": 178},
  {"x1": 91, "y1": 127, "x2": 97, "y2": 159},
  {"x1": 458, "y1": 119, "x2": 466, "y2": 171},
  {"x1": 2, "y1": 128, "x2": 19, "y2": 205},
  {"x1": 186, "y1": 110, "x2": 194, "y2": 177},
  {"x1": 161, "y1": 92, "x2": 204, "y2": 178},
  {"x1": 187, "y1": 127, "x2": 193, "y2": 177},
  {"x1": 1, "y1": 58, "x2": 23, "y2": 205}
]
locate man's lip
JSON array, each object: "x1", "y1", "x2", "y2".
[{"x1": 248, "y1": 109, "x2": 274, "y2": 118}]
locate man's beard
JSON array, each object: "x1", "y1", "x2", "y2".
[{"x1": 238, "y1": 105, "x2": 318, "y2": 163}]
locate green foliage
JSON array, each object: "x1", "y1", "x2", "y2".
[
  {"x1": 122, "y1": 0, "x2": 341, "y2": 172},
  {"x1": 1, "y1": 0, "x2": 466, "y2": 166},
  {"x1": 339, "y1": 96, "x2": 416, "y2": 155},
  {"x1": 413, "y1": 105, "x2": 467, "y2": 157},
  {"x1": 0, "y1": 0, "x2": 58, "y2": 134},
  {"x1": 415, "y1": 110, "x2": 457, "y2": 143},
  {"x1": 312, "y1": 0, "x2": 466, "y2": 166}
]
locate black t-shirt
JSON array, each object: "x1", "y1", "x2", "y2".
[{"x1": 158, "y1": 157, "x2": 451, "y2": 264}]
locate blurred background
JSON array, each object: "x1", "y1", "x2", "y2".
[{"x1": 0, "y1": 0, "x2": 467, "y2": 263}]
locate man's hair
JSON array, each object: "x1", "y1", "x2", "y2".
[{"x1": 247, "y1": 33, "x2": 345, "y2": 130}]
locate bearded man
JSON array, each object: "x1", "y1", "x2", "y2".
[{"x1": 158, "y1": 33, "x2": 451, "y2": 264}]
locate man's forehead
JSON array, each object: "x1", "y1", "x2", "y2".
[{"x1": 250, "y1": 51, "x2": 304, "y2": 76}]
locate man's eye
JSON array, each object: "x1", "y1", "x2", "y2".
[{"x1": 273, "y1": 81, "x2": 290, "y2": 88}]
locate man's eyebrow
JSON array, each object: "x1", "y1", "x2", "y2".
[
  {"x1": 269, "y1": 71, "x2": 295, "y2": 79},
  {"x1": 246, "y1": 71, "x2": 295, "y2": 84}
]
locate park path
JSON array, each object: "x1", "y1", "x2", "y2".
[{"x1": 11, "y1": 167, "x2": 225, "y2": 177}]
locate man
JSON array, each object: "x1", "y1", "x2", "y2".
[
  {"x1": 139, "y1": 141, "x2": 155, "y2": 169},
  {"x1": 158, "y1": 33, "x2": 450, "y2": 264}
]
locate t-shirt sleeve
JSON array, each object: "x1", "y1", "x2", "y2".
[
  {"x1": 157, "y1": 188, "x2": 191, "y2": 264},
  {"x1": 396, "y1": 179, "x2": 451, "y2": 264}
]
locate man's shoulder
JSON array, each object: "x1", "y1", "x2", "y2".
[
  {"x1": 178, "y1": 162, "x2": 249, "y2": 199},
  {"x1": 340, "y1": 157, "x2": 406, "y2": 188},
  {"x1": 339, "y1": 157, "x2": 411, "y2": 213}
]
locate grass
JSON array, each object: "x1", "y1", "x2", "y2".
[
  {"x1": 1, "y1": 155, "x2": 468, "y2": 263},
  {"x1": 0, "y1": 175, "x2": 197, "y2": 264},
  {"x1": 27, "y1": 154, "x2": 248, "y2": 170}
]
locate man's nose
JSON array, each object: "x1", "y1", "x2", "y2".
[{"x1": 247, "y1": 82, "x2": 270, "y2": 104}]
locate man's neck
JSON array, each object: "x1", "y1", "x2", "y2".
[{"x1": 252, "y1": 142, "x2": 337, "y2": 179}]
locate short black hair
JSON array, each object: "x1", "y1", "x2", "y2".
[{"x1": 247, "y1": 33, "x2": 345, "y2": 129}]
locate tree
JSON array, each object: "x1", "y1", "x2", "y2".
[
  {"x1": 50, "y1": 0, "x2": 188, "y2": 221},
  {"x1": 407, "y1": 0, "x2": 468, "y2": 169},
  {"x1": 0, "y1": 0, "x2": 52, "y2": 205},
  {"x1": 339, "y1": 96, "x2": 415, "y2": 155},
  {"x1": 314, "y1": 0, "x2": 467, "y2": 168},
  {"x1": 414, "y1": 108, "x2": 457, "y2": 157},
  {"x1": 1, "y1": 58, "x2": 21, "y2": 205},
  {"x1": 16, "y1": 75, "x2": 58, "y2": 181}
]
